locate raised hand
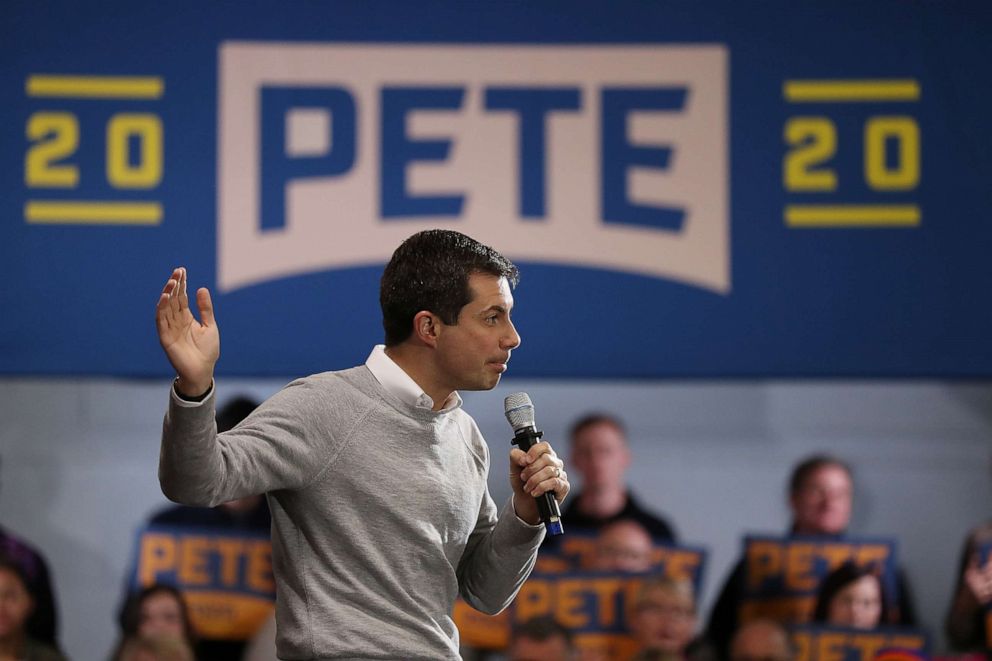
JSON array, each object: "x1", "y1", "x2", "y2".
[{"x1": 155, "y1": 267, "x2": 219, "y2": 397}]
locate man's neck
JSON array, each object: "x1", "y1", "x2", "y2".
[
  {"x1": 383, "y1": 344, "x2": 452, "y2": 411},
  {"x1": 578, "y1": 487, "x2": 628, "y2": 519}
]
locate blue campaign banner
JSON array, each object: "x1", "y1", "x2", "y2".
[
  {"x1": 3, "y1": 1, "x2": 991, "y2": 378},
  {"x1": 537, "y1": 530, "x2": 707, "y2": 594},
  {"x1": 129, "y1": 524, "x2": 275, "y2": 639},
  {"x1": 790, "y1": 625, "x2": 929, "y2": 661},
  {"x1": 740, "y1": 535, "x2": 899, "y2": 625},
  {"x1": 455, "y1": 534, "x2": 706, "y2": 651},
  {"x1": 455, "y1": 571, "x2": 651, "y2": 655},
  {"x1": 512, "y1": 570, "x2": 692, "y2": 658}
]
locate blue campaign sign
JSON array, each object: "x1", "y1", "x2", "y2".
[
  {"x1": 537, "y1": 531, "x2": 707, "y2": 594},
  {"x1": 129, "y1": 524, "x2": 274, "y2": 638},
  {"x1": 740, "y1": 536, "x2": 899, "y2": 625},
  {"x1": 3, "y1": 1, "x2": 991, "y2": 378},
  {"x1": 790, "y1": 625, "x2": 929, "y2": 661}
]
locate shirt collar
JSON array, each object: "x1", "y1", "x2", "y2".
[{"x1": 365, "y1": 345, "x2": 462, "y2": 412}]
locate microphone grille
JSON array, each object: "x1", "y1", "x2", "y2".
[{"x1": 504, "y1": 392, "x2": 535, "y2": 431}]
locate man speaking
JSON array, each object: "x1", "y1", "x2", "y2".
[{"x1": 154, "y1": 229, "x2": 569, "y2": 659}]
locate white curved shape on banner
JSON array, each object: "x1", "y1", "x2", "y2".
[{"x1": 218, "y1": 43, "x2": 729, "y2": 293}]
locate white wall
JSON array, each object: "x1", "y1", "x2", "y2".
[{"x1": 0, "y1": 377, "x2": 988, "y2": 660}]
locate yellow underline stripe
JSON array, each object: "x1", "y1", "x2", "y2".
[
  {"x1": 785, "y1": 204, "x2": 920, "y2": 227},
  {"x1": 26, "y1": 75, "x2": 164, "y2": 99},
  {"x1": 25, "y1": 201, "x2": 163, "y2": 225},
  {"x1": 784, "y1": 79, "x2": 920, "y2": 103}
]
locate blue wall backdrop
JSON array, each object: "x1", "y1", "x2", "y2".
[{"x1": 3, "y1": 1, "x2": 991, "y2": 378}]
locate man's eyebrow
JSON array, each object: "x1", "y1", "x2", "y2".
[{"x1": 480, "y1": 304, "x2": 510, "y2": 314}]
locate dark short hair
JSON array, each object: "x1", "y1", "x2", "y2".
[
  {"x1": 812, "y1": 561, "x2": 889, "y2": 625},
  {"x1": 788, "y1": 455, "x2": 852, "y2": 497},
  {"x1": 568, "y1": 413, "x2": 627, "y2": 444},
  {"x1": 379, "y1": 229, "x2": 519, "y2": 346},
  {"x1": 511, "y1": 615, "x2": 574, "y2": 647}
]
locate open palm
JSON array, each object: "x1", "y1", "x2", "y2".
[{"x1": 155, "y1": 267, "x2": 219, "y2": 394}]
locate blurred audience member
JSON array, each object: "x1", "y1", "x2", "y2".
[
  {"x1": 115, "y1": 635, "x2": 195, "y2": 661},
  {"x1": 787, "y1": 455, "x2": 853, "y2": 537},
  {"x1": 628, "y1": 577, "x2": 700, "y2": 661},
  {"x1": 729, "y1": 620, "x2": 794, "y2": 661},
  {"x1": 148, "y1": 396, "x2": 267, "y2": 533},
  {"x1": 593, "y1": 519, "x2": 655, "y2": 573},
  {"x1": 945, "y1": 521, "x2": 992, "y2": 652},
  {"x1": 814, "y1": 562, "x2": 888, "y2": 630},
  {"x1": 0, "y1": 559, "x2": 64, "y2": 661},
  {"x1": 114, "y1": 584, "x2": 197, "y2": 659},
  {"x1": 0, "y1": 455, "x2": 60, "y2": 648},
  {"x1": 558, "y1": 414, "x2": 676, "y2": 545},
  {"x1": 508, "y1": 615, "x2": 576, "y2": 661},
  {"x1": 122, "y1": 396, "x2": 271, "y2": 661},
  {"x1": 705, "y1": 456, "x2": 917, "y2": 659}
]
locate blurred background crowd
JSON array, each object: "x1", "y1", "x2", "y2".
[{"x1": 0, "y1": 389, "x2": 988, "y2": 661}]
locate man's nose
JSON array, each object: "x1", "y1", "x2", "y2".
[{"x1": 503, "y1": 319, "x2": 521, "y2": 350}]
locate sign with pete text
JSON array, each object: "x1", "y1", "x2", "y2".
[
  {"x1": 130, "y1": 525, "x2": 275, "y2": 639},
  {"x1": 741, "y1": 536, "x2": 898, "y2": 625},
  {"x1": 4, "y1": 2, "x2": 992, "y2": 378}
]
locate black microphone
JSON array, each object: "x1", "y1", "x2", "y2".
[{"x1": 504, "y1": 392, "x2": 564, "y2": 536}]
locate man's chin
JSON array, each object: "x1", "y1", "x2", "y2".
[{"x1": 460, "y1": 374, "x2": 502, "y2": 392}]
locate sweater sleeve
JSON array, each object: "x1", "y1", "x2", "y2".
[
  {"x1": 159, "y1": 378, "x2": 341, "y2": 507},
  {"x1": 456, "y1": 493, "x2": 545, "y2": 615}
]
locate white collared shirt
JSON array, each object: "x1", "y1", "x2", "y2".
[{"x1": 365, "y1": 345, "x2": 462, "y2": 412}]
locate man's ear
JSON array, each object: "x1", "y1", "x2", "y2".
[{"x1": 412, "y1": 310, "x2": 440, "y2": 347}]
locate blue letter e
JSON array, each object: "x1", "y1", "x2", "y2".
[
  {"x1": 380, "y1": 87, "x2": 465, "y2": 218},
  {"x1": 601, "y1": 88, "x2": 687, "y2": 232}
]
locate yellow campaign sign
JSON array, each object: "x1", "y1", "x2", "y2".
[
  {"x1": 132, "y1": 526, "x2": 275, "y2": 641},
  {"x1": 456, "y1": 573, "x2": 645, "y2": 652},
  {"x1": 183, "y1": 591, "x2": 275, "y2": 639},
  {"x1": 452, "y1": 599, "x2": 510, "y2": 649},
  {"x1": 740, "y1": 536, "x2": 897, "y2": 626},
  {"x1": 550, "y1": 534, "x2": 703, "y2": 580},
  {"x1": 455, "y1": 537, "x2": 706, "y2": 651},
  {"x1": 740, "y1": 595, "x2": 817, "y2": 624},
  {"x1": 791, "y1": 626, "x2": 928, "y2": 661}
]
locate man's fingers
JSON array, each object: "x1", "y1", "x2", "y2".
[
  {"x1": 520, "y1": 446, "x2": 562, "y2": 477},
  {"x1": 524, "y1": 465, "x2": 567, "y2": 497},
  {"x1": 160, "y1": 270, "x2": 180, "y2": 296},
  {"x1": 178, "y1": 267, "x2": 189, "y2": 310},
  {"x1": 525, "y1": 441, "x2": 556, "y2": 463},
  {"x1": 166, "y1": 272, "x2": 184, "y2": 316},
  {"x1": 197, "y1": 287, "x2": 216, "y2": 327},
  {"x1": 158, "y1": 272, "x2": 182, "y2": 321},
  {"x1": 516, "y1": 441, "x2": 565, "y2": 495},
  {"x1": 156, "y1": 295, "x2": 173, "y2": 333}
]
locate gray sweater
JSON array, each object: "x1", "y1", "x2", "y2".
[{"x1": 159, "y1": 366, "x2": 544, "y2": 660}]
